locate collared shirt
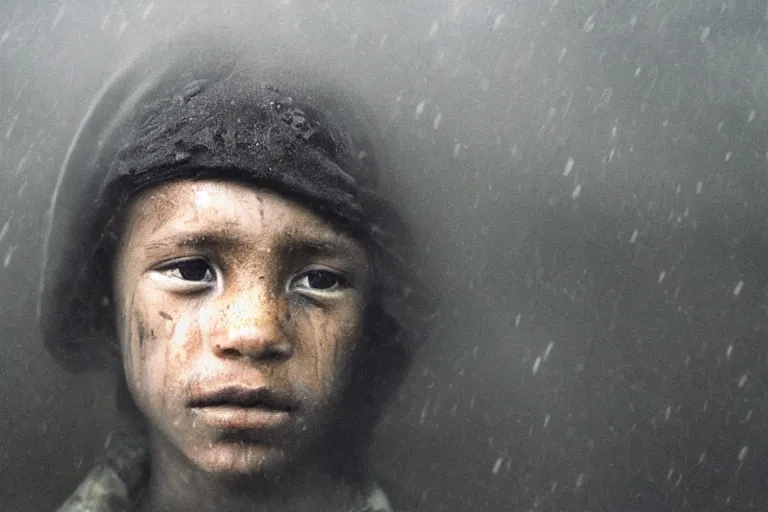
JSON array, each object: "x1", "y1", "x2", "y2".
[{"x1": 57, "y1": 429, "x2": 394, "y2": 512}]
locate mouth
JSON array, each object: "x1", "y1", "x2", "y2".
[{"x1": 189, "y1": 386, "x2": 296, "y2": 430}]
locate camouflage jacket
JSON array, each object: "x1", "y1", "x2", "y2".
[{"x1": 57, "y1": 429, "x2": 394, "y2": 512}]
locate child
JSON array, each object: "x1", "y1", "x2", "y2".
[{"x1": 39, "y1": 33, "x2": 431, "y2": 512}]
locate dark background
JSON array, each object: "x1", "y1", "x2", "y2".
[{"x1": 3, "y1": 1, "x2": 768, "y2": 510}]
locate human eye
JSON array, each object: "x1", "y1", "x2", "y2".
[
  {"x1": 152, "y1": 258, "x2": 217, "y2": 292},
  {"x1": 291, "y1": 268, "x2": 349, "y2": 298}
]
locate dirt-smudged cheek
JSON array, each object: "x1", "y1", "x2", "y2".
[
  {"x1": 160, "y1": 311, "x2": 176, "y2": 339},
  {"x1": 156, "y1": 314, "x2": 201, "y2": 411}
]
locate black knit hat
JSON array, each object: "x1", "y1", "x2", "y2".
[{"x1": 37, "y1": 33, "x2": 433, "y2": 376}]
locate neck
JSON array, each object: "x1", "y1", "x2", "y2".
[{"x1": 139, "y1": 435, "x2": 368, "y2": 512}]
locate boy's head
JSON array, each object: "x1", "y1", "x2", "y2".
[{"x1": 39, "y1": 34, "x2": 431, "y2": 479}]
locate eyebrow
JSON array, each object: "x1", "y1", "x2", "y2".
[
  {"x1": 143, "y1": 234, "x2": 239, "y2": 254},
  {"x1": 276, "y1": 235, "x2": 357, "y2": 258},
  {"x1": 142, "y1": 232, "x2": 361, "y2": 259}
]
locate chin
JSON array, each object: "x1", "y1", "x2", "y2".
[{"x1": 190, "y1": 442, "x2": 291, "y2": 477}]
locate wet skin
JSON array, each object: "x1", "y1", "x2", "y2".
[{"x1": 113, "y1": 179, "x2": 372, "y2": 481}]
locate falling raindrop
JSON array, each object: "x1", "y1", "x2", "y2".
[
  {"x1": 5, "y1": 113, "x2": 19, "y2": 139},
  {"x1": 700, "y1": 26, "x2": 711, "y2": 42},
  {"x1": 738, "y1": 445, "x2": 749, "y2": 462},
  {"x1": 433, "y1": 111, "x2": 442, "y2": 130},
  {"x1": 563, "y1": 157, "x2": 574, "y2": 176},
  {"x1": 52, "y1": 3, "x2": 65, "y2": 30},
  {"x1": 492, "y1": 14, "x2": 506, "y2": 32},
  {"x1": 543, "y1": 342, "x2": 554, "y2": 361},
  {"x1": 142, "y1": 2, "x2": 155, "y2": 20},
  {"x1": 532, "y1": 357, "x2": 541, "y2": 375},
  {"x1": 583, "y1": 14, "x2": 595, "y2": 33},
  {"x1": 492, "y1": 457, "x2": 503, "y2": 475},
  {"x1": 3, "y1": 245, "x2": 16, "y2": 268},
  {"x1": 571, "y1": 184, "x2": 582, "y2": 200},
  {"x1": 0, "y1": 219, "x2": 9, "y2": 244}
]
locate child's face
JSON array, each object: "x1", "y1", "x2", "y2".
[{"x1": 113, "y1": 179, "x2": 372, "y2": 475}]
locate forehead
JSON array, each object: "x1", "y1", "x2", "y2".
[{"x1": 122, "y1": 179, "x2": 359, "y2": 249}]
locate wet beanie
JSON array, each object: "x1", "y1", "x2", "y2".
[{"x1": 38, "y1": 34, "x2": 433, "y2": 373}]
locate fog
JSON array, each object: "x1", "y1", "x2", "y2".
[{"x1": 3, "y1": 0, "x2": 768, "y2": 510}]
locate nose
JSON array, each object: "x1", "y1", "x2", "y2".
[{"x1": 211, "y1": 288, "x2": 294, "y2": 362}]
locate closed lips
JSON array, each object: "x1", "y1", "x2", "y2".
[{"x1": 189, "y1": 386, "x2": 297, "y2": 412}]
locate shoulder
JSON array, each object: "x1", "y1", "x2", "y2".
[{"x1": 56, "y1": 429, "x2": 149, "y2": 512}]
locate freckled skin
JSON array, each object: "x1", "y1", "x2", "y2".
[{"x1": 113, "y1": 180, "x2": 372, "y2": 491}]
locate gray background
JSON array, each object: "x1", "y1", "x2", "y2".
[{"x1": 3, "y1": 1, "x2": 768, "y2": 510}]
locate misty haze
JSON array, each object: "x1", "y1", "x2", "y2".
[{"x1": 2, "y1": 1, "x2": 768, "y2": 511}]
